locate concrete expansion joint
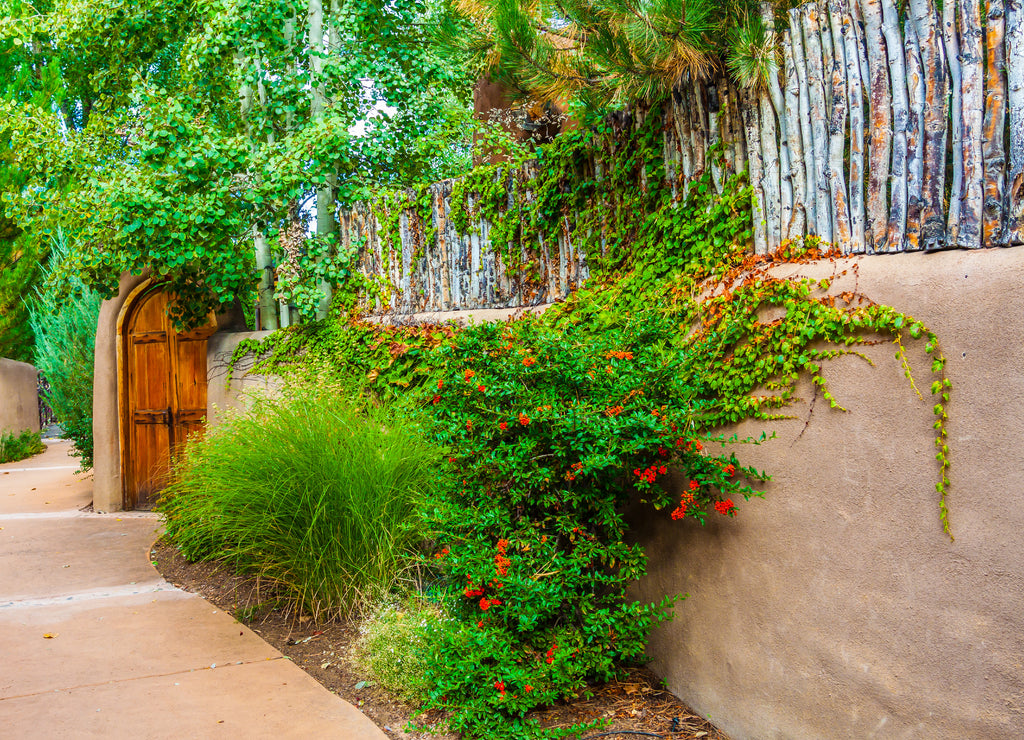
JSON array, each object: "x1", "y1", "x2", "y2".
[
  {"x1": 0, "y1": 581, "x2": 187, "y2": 609},
  {"x1": 0, "y1": 655, "x2": 288, "y2": 703}
]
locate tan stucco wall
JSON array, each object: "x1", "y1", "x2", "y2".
[
  {"x1": 0, "y1": 358, "x2": 39, "y2": 435},
  {"x1": 629, "y1": 248, "x2": 1024, "y2": 739},
  {"x1": 92, "y1": 272, "x2": 149, "y2": 512},
  {"x1": 206, "y1": 331, "x2": 283, "y2": 426}
]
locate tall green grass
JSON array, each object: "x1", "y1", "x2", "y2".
[{"x1": 158, "y1": 387, "x2": 440, "y2": 620}]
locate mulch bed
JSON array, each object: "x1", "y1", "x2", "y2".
[{"x1": 152, "y1": 539, "x2": 728, "y2": 740}]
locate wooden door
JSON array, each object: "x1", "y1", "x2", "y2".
[{"x1": 123, "y1": 287, "x2": 215, "y2": 509}]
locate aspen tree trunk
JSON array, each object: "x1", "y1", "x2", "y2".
[
  {"x1": 905, "y1": 20, "x2": 926, "y2": 249},
  {"x1": 862, "y1": 0, "x2": 892, "y2": 251},
  {"x1": 820, "y1": 4, "x2": 835, "y2": 112},
  {"x1": 790, "y1": 7, "x2": 819, "y2": 234},
  {"x1": 1007, "y1": 0, "x2": 1024, "y2": 243},
  {"x1": 762, "y1": 2, "x2": 793, "y2": 241},
  {"x1": 759, "y1": 90, "x2": 783, "y2": 250},
  {"x1": 983, "y1": 0, "x2": 1008, "y2": 245},
  {"x1": 783, "y1": 30, "x2": 808, "y2": 240},
  {"x1": 957, "y1": 0, "x2": 985, "y2": 247},
  {"x1": 673, "y1": 89, "x2": 694, "y2": 186},
  {"x1": 803, "y1": 4, "x2": 834, "y2": 242},
  {"x1": 688, "y1": 85, "x2": 707, "y2": 174},
  {"x1": 838, "y1": 1, "x2": 866, "y2": 251},
  {"x1": 828, "y1": 58, "x2": 852, "y2": 249},
  {"x1": 236, "y1": 51, "x2": 280, "y2": 332},
  {"x1": 707, "y1": 81, "x2": 724, "y2": 192},
  {"x1": 908, "y1": 0, "x2": 948, "y2": 251},
  {"x1": 308, "y1": 0, "x2": 335, "y2": 317},
  {"x1": 943, "y1": 0, "x2": 964, "y2": 246},
  {"x1": 741, "y1": 89, "x2": 769, "y2": 254},
  {"x1": 881, "y1": 0, "x2": 909, "y2": 251},
  {"x1": 727, "y1": 79, "x2": 748, "y2": 174}
]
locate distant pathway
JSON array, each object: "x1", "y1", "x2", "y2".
[{"x1": 0, "y1": 441, "x2": 385, "y2": 739}]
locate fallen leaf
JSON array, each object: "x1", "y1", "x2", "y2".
[{"x1": 43, "y1": 633, "x2": 58, "y2": 639}]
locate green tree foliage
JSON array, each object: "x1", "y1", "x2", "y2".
[
  {"x1": 29, "y1": 232, "x2": 102, "y2": 469},
  {"x1": 0, "y1": 0, "x2": 475, "y2": 328},
  {"x1": 437, "y1": 0, "x2": 797, "y2": 108}
]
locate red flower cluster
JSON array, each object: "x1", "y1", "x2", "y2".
[
  {"x1": 723, "y1": 463, "x2": 736, "y2": 476},
  {"x1": 437, "y1": 379, "x2": 444, "y2": 390},
  {"x1": 524, "y1": 685, "x2": 533, "y2": 692},
  {"x1": 464, "y1": 585, "x2": 485, "y2": 598},
  {"x1": 432, "y1": 395, "x2": 440, "y2": 405},
  {"x1": 633, "y1": 464, "x2": 668, "y2": 484},
  {"x1": 433, "y1": 546, "x2": 450, "y2": 560},
  {"x1": 545, "y1": 644, "x2": 558, "y2": 664},
  {"x1": 675, "y1": 437, "x2": 703, "y2": 451},
  {"x1": 477, "y1": 384, "x2": 486, "y2": 392},
  {"x1": 670, "y1": 492, "x2": 696, "y2": 520},
  {"x1": 499, "y1": 421, "x2": 508, "y2": 431},
  {"x1": 565, "y1": 461, "x2": 583, "y2": 481},
  {"x1": 466, "y1": 420, "x2": 473, "y2": 432},
  {"x1": 658, "y1": 446, "x2": 668, "y2": 457},
  {"x1": 715, "y1": 499, "x2": 737, "y2": 516},
  {"x1": 480, "y1": 596, "x2": 502, "y2": 610},
  {"x1": 494, "y1": 539, "x2": 510, "y2": 577},
  {"x1": 494, "y1": 680, "x2": 506, "y2": 697},
  {"x1": 522, "y1": 356, "x2": 536, "y2": 367},
  {"x1": 605, "y1": 350, "x2": 634, "y2": 360},
  {"x1": 518, "y1": 412, "x2": 530, "y2": 426},
  {"x1": 604, "y1": 405, "x2": 624, "y2": 416}
]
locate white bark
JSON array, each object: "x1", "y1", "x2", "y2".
[
  {"x1": 839, "y1": 1, "x2": 866, "y2": 252},
  {"x1": 862, "y1": 0, "x2": 892, "y2": 251},
  {"x1": 741, "y1": 89, "x2": 769, "y2": 254},
  {"x1": 783, "y1": 30, "x2": 808, "y2": 240},
  {"x1": 905, "y1": 19, "x2": 926, "y2": 249},
  {"x1": 908, "y1": 0, "x2": 948, "y2": 250},
  {"x1": 942, "y1": 0, "x2": 964, "y2": 246},
  {"x1": 759, "y1": 90, "x2": 783, "y2": 250},
  {"x1": 1007, "y1": 0, "x2": 1024, "y2": 243},
  {"x1": 762, "y1": 3, "x2": 793, "y2": 240},
  {"x1": 881, "y1": 0, "x2": 909, "y2": 251},
  {"x1": 983, "y1": 0, "x2": 1008, "y2": 245},
  {"x1": 790, "y1": 7, "x2": 819, "y2": 235},
  {"x1": 803, "y1": 3, "x2": 834, "y2": 242},
  {"x1": 957, "y1": 0, "x2": 985, "y2": 247}
]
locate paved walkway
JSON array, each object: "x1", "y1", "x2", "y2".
[{"x1": 0, "y1": 440, "x2": 386, "y2": 739}]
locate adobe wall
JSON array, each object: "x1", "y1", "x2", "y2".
[
  {"x1": 205, "y1": 331, "x2": 283, "y2": 426},
  {"x1": 628, "y1": 248, "x2": 1024, "y2": 739},
  {"x1": 0, "y1": 358, "x2": 39, "y2": 435}
]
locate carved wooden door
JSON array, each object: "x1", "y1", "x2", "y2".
[{"x1": 123, "y1": 287, "x2": 214, "y2": 509}]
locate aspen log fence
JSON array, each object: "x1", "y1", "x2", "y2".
[{"x1": 311, "y1": 0, "x2": 1022, "y2": 318}]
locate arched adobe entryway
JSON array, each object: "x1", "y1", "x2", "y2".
[{"x1": 115, "y1": 280, "x2": 217, "y2": 509}]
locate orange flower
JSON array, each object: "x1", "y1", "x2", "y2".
[
  {"x1": 518, "y1": 412, "x2": 530, "y2": 426},
  {"x1": 464, "y1": 369, "x2": 475, "y2": 381},
  {"x1": 523, "y1": 357, "x2": 536, "y2": 367}
]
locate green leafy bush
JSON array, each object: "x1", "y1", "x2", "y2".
[
  {"x1": 0, "y1": 429, "x2": 45, "y2": 463},
  {"x1": 157, "y1": 386, "x2": 441, "y2": 620},
  {"x1": 417, "y1": 311, "x2": 766, "y2": 738},
  {"x1": 29, "y1": 232, "x2": 101, "y2": 469}
]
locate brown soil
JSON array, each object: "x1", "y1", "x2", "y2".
[{"x1": 152, "y1": 540, "x2": 728, "y2": 740}]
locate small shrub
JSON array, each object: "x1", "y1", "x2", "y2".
[
  {"x1": 157, "y1": 385, "x2": 441, "y2": 620},
  {"x1": 28, "y1": 231, "x2": 101, "y2": 469},
  {"x1": 0, "y1": 429, "x2": 45, "y2": 464},
  {"x1": 350, "y1": 597, "x2": 445, "y2": 704}
]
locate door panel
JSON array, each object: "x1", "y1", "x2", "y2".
[{"x1": 123, "y1": 286, "x2": 214, "y2": 509}]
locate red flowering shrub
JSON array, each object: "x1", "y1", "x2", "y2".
[{"x1": 418, "y1": 311, "x2": 766, "y2": 737}]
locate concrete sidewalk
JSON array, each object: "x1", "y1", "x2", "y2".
[{"x1": 0, "y1": 441, "x2": 386, "y2": 739}]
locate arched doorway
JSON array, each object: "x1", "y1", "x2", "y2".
[{"x1": 118, "y1": 282, "x2": 217, "y2": 509}]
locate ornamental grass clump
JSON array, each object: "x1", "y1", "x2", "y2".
[
  {"x1": 0, "y1": 429, "x2": 45, "y2": 464},
  {"x1": 157, "y1": 387, "x2": 440, "y2": 620}
]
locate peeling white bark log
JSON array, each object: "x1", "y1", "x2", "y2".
[
  {"x1": 760, "y1": 90, "x2": 783, "y2": 250},
  {"x1": 839, "y1": 0, "x2": 866, "y2": 251},
  {"x1": 742, "y1": 88, "x2": 769, "y2": 255},
  {"x1": 909, "y1": 0, "x2": 948, "y2": 250},
  {"x1": 1007, "y1": 0, "x2": 1024, "y2": 243},
  {"x1": 983, "y1": 0, "x2": 1008, "y2": 245},
  {"x1": 804, "y1": 3, "x2": 834, "y2": 242},
  {"x1": 862, "y1": 0, "x2": 892, "y2": 251},
  {"x1": 790, "y1": 7, "x2": 819, "y2": 235},
  {"x1": 943, "y1": 0, "x2": 964, "y2": 246},
  {"x1": 783, "y1": 30, "x2": 809, "y2": 240},
  {"x1": 958, "y1": 0, "x2": 986, "y2": 247},
  {"x1": 881, "y1": 0, "x2": 909, "y2": 251},
  {"x1": 905, "y1": 19, "x2": 926, "y2": 250}
]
